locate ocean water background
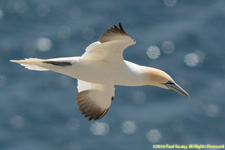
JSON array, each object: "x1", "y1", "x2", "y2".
[{"x1": 1, "y1": 0, "x2": 225, "y2": 149}]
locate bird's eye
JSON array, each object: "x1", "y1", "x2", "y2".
[
  {"x1": 162, "y1": 81, "x2": 174, "y2": 85},
  {"x1": 165, "y1": 81, "x2": 174, "y2": 85}
]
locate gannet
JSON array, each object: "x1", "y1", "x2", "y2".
[{"x1": 10, "y1": 23, "x2": 190, "y2": 121}]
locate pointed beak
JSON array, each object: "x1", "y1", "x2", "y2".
[{"x1": 165, "y1": 81, "x2": 190, "y2": 98}]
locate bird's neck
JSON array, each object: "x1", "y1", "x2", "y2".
[{"x1": 141, "y1": 66, "x2": 168, "y2": 89}]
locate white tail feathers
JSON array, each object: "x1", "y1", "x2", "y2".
[{"x1": 10, "y1": 58, "x2": 49, "y2": 71}]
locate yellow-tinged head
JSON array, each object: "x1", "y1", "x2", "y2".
[{"x1": 144, "y1": 67, "x2": 190, "y2": 98}]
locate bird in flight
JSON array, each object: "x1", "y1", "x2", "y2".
[{"x1": 11, "y1": 23, "x2": 190, "y2": 121}]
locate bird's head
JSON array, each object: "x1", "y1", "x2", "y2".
[{"x1": 144, "y1": 67, "x2": 190, "y2": 98}]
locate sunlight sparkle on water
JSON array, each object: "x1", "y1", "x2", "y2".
[
  {"x1": 163, "y1": 0, "x2": 177, "y2": 7},
  {"x1": 0, "y1": 8, "x2": 4, "y2": 19},
  {"x1": 36, "y1": 37, "x2": 52, "y2": 52},
  {"x1": 121, "y1": 121, "x2": 137, "y2": 135},
  {"x1": 68, "y1": 6, "x2": 82, "y2": 19},
  {"x1": 205, "y1": 104, "x2": 220, "y2": 118},
  {"x1": 0, "y1": 74, "x2": 6, "y2": 87},
  {"x1": 146, "y1": 129, "x2": 161, "y2": 143},
  {"x1": 161, "y1": 41, "x2": 175, "y2": 54},
  {"x1": 36, "y1": 3, "x2": 50, "y2": 17},
  {"x1": 147, "y1": 46, "x2": 160, "y2": 59},
  {"x1": 82, "y1": 27, "x2": 95, "y2": 41},
  {"x1": 184, "y1": 53, "x2": 199, "y2": 67},
  {"x1": 132, "y1": 91, "x2": 147, "y2": 104},
  {"x1": 195, "y1": 50, "x2": 205, "y2": 63},
  {"x1": 13, "y1": 0, "x2": 28, "y2": 13},
  {"x1": 58, "y1": 25, "x2": 72, "y2": 39},
  {"x1": 10, "y1": 115, "x2": 25, "y2": 129},
  {"x1": 90, "y1": 122, "x2": 109, "y2": 136},
  {"x1": 184, "y1": 50, "x2": 205, "y2": 67}
]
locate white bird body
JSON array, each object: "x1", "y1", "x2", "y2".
[
  {"x1": 76, "y1": 58, "x2": 146, "y2": 86},
  {"x1": 11, "y1": 23, "x2": 189, "y2": 121}
]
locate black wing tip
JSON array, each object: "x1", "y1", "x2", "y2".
[
  {"x1": 109, "y1": 22, "x2": 125, "y2": 33},
  {"x1": 99, "y1": 22, "x2": 129, "y2": 43},
  {"x1": 76, "y1": 91, "x2": 110, "y2": 121},
  {"x1": 118, "y1": 22, "x2": 124, "y2": 31},
  {"x1": 113, "y1": 22, "x2": 125, "y2": 33},
  {"x1": 87, "y1": 109, "x2": 109, "y2": 121}
]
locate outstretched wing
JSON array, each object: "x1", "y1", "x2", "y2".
[
  {"x1": 99, "y1": 23, "x2": 134, "y2": 43},
  {"x1": 76, "y1": 80, "x2": 115, "y2": 120},
  {"x1": 81, "y1": 23, "x2": 136, "y2": 64}
]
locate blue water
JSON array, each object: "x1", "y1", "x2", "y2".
[{"x1": 1, "y1": 0, "x2": 225, "y2": 149}]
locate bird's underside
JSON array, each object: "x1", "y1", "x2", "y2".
[{"x1": 10, "y1": 23, "x2": 190, "y2": 121}]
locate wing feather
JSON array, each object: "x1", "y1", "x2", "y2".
[
  {"x1": 81, "y1": 23, "x2": 136, "y2": 64},
  {"x1": 99, "y1": 23, "x2": 134, "y2": 43},
  {"x1": 76, "y1": 80, "x2": 114, "y2": 120}
]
